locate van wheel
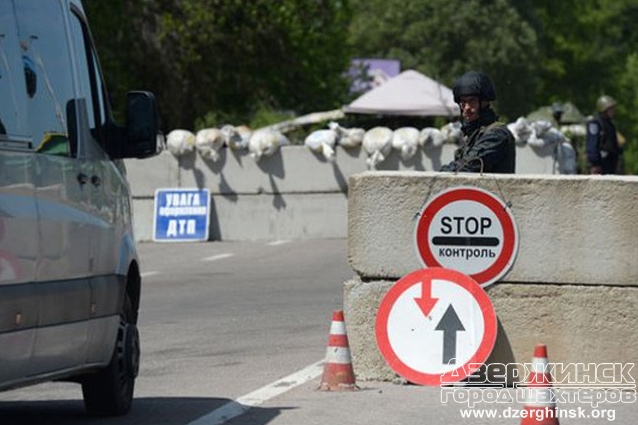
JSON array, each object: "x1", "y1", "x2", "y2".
[{"x1": 82, "y1": 295, "x2": 140, "y2": 416}]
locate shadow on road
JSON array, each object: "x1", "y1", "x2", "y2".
[{"x1": 0, "y1": 397, "x2": 289, "y2": 425}]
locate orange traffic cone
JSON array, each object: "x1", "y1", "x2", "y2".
[
  {"x1": 520, "y1": 344, "x2": 559, "y2": 425},
  {"x1": 319, "y1": 310, "x2": 358, "y2": 391}
]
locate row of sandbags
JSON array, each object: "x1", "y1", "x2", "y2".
[
  {"x1": 166, "y1": 117, "x2": 577, "y2": 173},
  {"x1": 166, "y1": 122, "x2": 463, "y2": 167},
  {"x1": 303, "y1": 121, "x2": 463, "y2": 167},
  {"x1": 166, "y1": 126, "x2": 288, "y2": 162},
  {"x1": 304, "y1": 118, "x2": 578, "y2": 172},
  {"x1": 507, "y1": 117, "x2": 578, "y2": 174}
]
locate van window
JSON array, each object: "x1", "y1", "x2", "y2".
[
  {"x1": 69, "y1": 8, "x2": 109, "y2": 150},
  {"x1": 14, "y1": 1, "x2": 77, "y2": 157},
  {"x1": 0, "y1": 2, "x2": 31, "y2": 146}
]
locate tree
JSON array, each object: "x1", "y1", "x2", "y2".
[
  {"x1": 85, "y1": 0, "x2": 638, "y2": 173},
  {"x1": 82, "y1": 1, "x2": 145, "y2": 122},
  {"x1": 84, "y1": 0, "x2": 353, "y2": 130},
  {"x1": 532, "y1": 0, "x2": 637, "y2": 109},
  {"x1": 618, "y1": 53, "x2": 638, "y2": 174},
  {"x1": 347, "y1": 0, "x2": 540, "y2": 121},
  {"x1": 532, "y1": 0, "x2": 638, "y2": 172}
]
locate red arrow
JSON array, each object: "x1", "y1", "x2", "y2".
[{"x1": 414, "y1": 278, "x2": 439, "y2": 318}]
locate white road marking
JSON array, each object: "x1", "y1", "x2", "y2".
[
  {"x1": 201, "y1": 253, "x2": 234, "y2": 262},
  {"x1": 186, "y1": 360, "x2": 324, "y2": 425},
  {"x1": 140, "y1": 271, "x2": 159, "y2": 278},
  {"x1": 267, "y1": 239, "x2": 291, "y2": 246}
]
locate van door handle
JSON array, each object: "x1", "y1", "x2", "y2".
[
  {"x1": 77, "y1": 172, "x2": 88, "y2": 186},
  {"x1": 91, "y1": 175, "x2": 101, "y2": 187}
]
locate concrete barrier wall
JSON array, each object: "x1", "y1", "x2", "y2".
[
  {"x1": 345, "y1": 172, "x2": 638, "y2": 382},
  {"x1": 348, "y1": 172, "x2": 638, "y2": 286},
  {"x1": 125, "y1": 143, "x2": 558, "y2": 241}
]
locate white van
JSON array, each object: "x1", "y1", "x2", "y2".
[{"x1": 0, "y1": 0, "x2": 162, "y2": 416}]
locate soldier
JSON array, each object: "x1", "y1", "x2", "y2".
[
  {"x1": 586, "y1": 95, "x2": 620, "y2": 174},
  {"x1": 439, "y1": 71, "x2": 515, "y2": 173}
]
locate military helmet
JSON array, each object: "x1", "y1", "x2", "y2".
[
  {"x1": 551, "y1": 102, "x2": 564, "y2": 115},
  {"x1": 596, "y1": 95, "x2": 617, "y2": 112},
  {"x1": 452, "y1": 71, "x2": 496, "y2": 103}
]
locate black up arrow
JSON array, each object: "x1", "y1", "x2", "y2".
[{"x1": 435, "y1": 304, "x2": 465, "y2": 365}]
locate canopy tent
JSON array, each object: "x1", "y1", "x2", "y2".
[
  {"x1": 526, "y1": 102, "x2": 587, "y2": 125},
  {"x1": 343, "y1": 69, "x2": 460, "y2": 117}
]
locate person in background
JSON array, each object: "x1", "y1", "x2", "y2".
[
  {"x1": 551, "y1": 102, "x2": 564, "y2": 127},
  {"x1": 439, "y1": 71, "x2": 515, "y2": 173},
  {"x1": 586, "y1": 95, "x2": 620, "y2": 174}
]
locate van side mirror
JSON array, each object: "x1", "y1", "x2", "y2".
[{"x1": 124, "y1": 91, "x2": 164, "y2": 158}]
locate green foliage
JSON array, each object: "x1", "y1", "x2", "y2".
[
  {"x1": 532, "y1": 0, "x2": 633, "y2": 110},
  {"x1": 84, "y1": 0, "x2": 353, "y2": 130},
  {"x1": 531, "y1": 0, "x2": 638, "y2": 173},
  {"x1": 84, "y1": 0, "x2": 638, "y2": 173},
  {"x1": 347, "y1": 0, "x2": 540, "y2": 121},
  {"x1": 248, "y1": 104, "x2": 296, "y2": 130},
  {"x1": 618, "y1": 53, "x2": 638, "y2": 174},
  {"x1": 82, "y1": 1, "x2": 144, "y2": 124},
  {"x1": 193, "y1": 111, "x2": 224, "y2": 132}
]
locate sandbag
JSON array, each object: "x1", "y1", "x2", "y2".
[
  {"x1": 304, "y1": 129, "x2": 338, "y2": 162},
  {"x1": 166, "y1": 129, "x2": 196, "y2": 157},
  {"x1": 221, "y1": 124, "x2": 252, "y2": 150},
  {"x1": 391, "y1": 127, "x2": 419, "y2": 160},
  {"x1": 195, "y1": 128, "x2": 224, "y2": 161},
  {"x1": 440, "y1": 121, "x2": 463, "y2": 145},
  {"x1": 558, "y1": 142, "x2": 578, "y2": 174},
  {"x1": 328, "y1": 122, "x2": 364, "y2": 148},
  {"x1": 363, "y1": 127, "x2": 393, "y2": 168},
  {"x1": 507, "y1": 117, "x2": 534, "y2": 145},
  {"x1": 248, "y1": 129, "x2": 289, "y2": 161},
  {"x1": 419, "y1": 127, "x2": 446, "y2": 148}
]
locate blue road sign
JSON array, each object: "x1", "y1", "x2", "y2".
[{"x1": 153, "y1": 188, "x2": 210, "y2": 242}]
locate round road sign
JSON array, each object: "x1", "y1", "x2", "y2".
[
  {"x1": 414, "y1": 186, "x2": 518, "y2": 287},
  {"x1": 376, "y1": 268, "x2": 497, "y2": 386}
]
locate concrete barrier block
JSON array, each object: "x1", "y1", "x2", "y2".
[
  {"x1": 344, "y1": 277, "x2": 396, "y2": 381},
  {"x1": 176, "y1": 145, "x2": 460, "y2": 195},
  {"x1": 178, "y1": 145, "x2": 365, "y2": 194},
  {"x1": 485, "y1": 283, "x2": 638, "y2": 384},
  {"x1": 344, "y1": 278, "x2": 638, "y2": 383},
  {"x1": 131, "y1": 198, "x2": 155, "y2": 242},
  {"x1": 209, "y1": 192, "x2": 348, "y2": 241},
  {"x1": 124, "y1": 151, "x2": 179, "y2": 197},
  {"x1": 516, "y1": 143, "x2": 558, "y2": 174},
  {"x1": 348, "y1": 172, "x2": 638, "y2": 286}
]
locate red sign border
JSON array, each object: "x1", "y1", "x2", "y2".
[
  {"x1": 415, "y1": 186, "x2": 518, "y2": 287},
  {"x1": 375, "y1": 267, "x2": 497, "y2": 386}
]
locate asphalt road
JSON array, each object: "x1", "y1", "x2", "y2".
[
  {"x1": 0, "y1": 238, "x2": 636, "y2": 425},
  {"x1": 0, "y1": 238, "x2": 354, "y2": 425}
]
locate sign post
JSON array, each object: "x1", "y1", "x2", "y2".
[
  {"x1": 153, "y1": 188, "x2": 211, "y2": 242},
  {"x1": 414, "y1": 186, "x2": 519, "y2": 287},
  {"x1": 376, "y1": 268, "x2": 497, "y2": 386}
]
